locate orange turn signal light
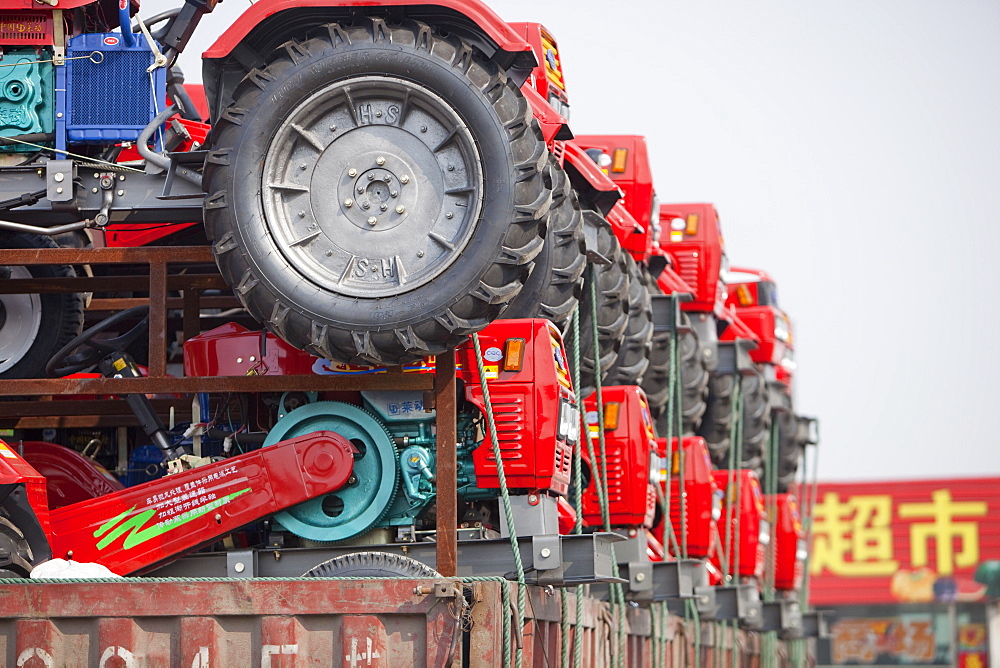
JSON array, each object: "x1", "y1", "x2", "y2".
[
  {"x1": 685, "y1": 213, "x2": 699, "y2": 235},
  {"x1": 503, "y1": 338, "x2": 525, "y2": 372},
  {"x1": 611, "y1": 148, "x2": 628, "y2": 174},
  {"x1": 603, "y1": 402, "x2": 620, "y2": 430},
  {"x1": 736, "y1": 284, "x2": 753, "y2": 306}
]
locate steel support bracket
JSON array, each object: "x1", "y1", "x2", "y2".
[
  {"x1": 226, "y1": 549, "x2": 258, "y2": 578},
  {"x1": 800, "y1": 610, "x2": 830, "y2": 639},
  {"x1": 715, "y1": 340, "x2": 757, "y2": 376},
  {"x1": 758, "y1": 599, "x2": 803, "y2": 638}
]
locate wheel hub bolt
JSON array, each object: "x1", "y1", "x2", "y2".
[
  {"x1": 357, "y1": 186, "x2": 364, "y2": 193},
  {"x1": 396, "y1": 205, "x2": 405, "y2": 214},
  {"x1": 390, "y1": 190, "x2": 398, "y2": 198},
  {"x1": 362, "y1": 202, "x2": 370, "y2": 209},
  {"x1": 380, "y1": 203, "x2": 388, "y2": 212},
  {"x1": 344, "y1": 198, "x2": 353, "y2": 207},
  {"x1": 383, "y1": 175, "x2": 392, "y2": 182},
  {"x1": 348, "y1": 168, "x2": 358, "y2": 177},
  {"x1": 367, "y1": 217, "x2": 377, "y2": 226},
  {"x1": 400, "y1": 175, "x2": 409, "y2": 184},
  {"x1": 368, "y1": 173, "x2": 375, "y2": 181},
  {"x1": 376, "y1": 156, "x2": 386, "y2": 166}
]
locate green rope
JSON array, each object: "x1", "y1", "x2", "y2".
[
  {"x1": 658, "y1": 295, "x2": 683, "y2": 558},
  {"x1": 567, "y1": 303, "x2": 588, "y2": 668},
  {"x1": 472, "y1": 332, "x2": 526, "y2": 668},
  {"x1": 721, "y1": 378, "x2": 744, "y2": 583}
]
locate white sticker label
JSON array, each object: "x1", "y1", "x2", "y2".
[
  {"x1": 483, "y1": 347, "x2": 503, "y2": 362},
  {"x1": 0, "y1": 445, "x2": 16, "y2": 459}
]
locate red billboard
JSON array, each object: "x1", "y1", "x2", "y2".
[{"x1": 807, "y1": 477, "x2": 1000, "y2": 606}]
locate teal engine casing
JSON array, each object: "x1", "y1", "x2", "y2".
[
  {"x1": 0, "y1": 48, "x2": 54, "y2": 152},
  {"x1": 265, "y1": 392, "x2": 492, "y2": 543}
]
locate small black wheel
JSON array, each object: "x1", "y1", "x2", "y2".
[
  {"x1": 0, "y1": 233, "x2": 84, "y2": 379},
  {"x1": 604, "y1": 256, "x2": 653, "y2": 387},
  {"x1": 503, "y1": 156, "x2": 586, "y2": 328},
  {"x1": 303, "y1": 551, "x2": 441, "y2": 578},
  {"x1": 45, "y1": 306, "x2": 149, "y2": 377},
  {"x1": 741, "y1": 371, "x2": 771, "y2": 480},
  {"x1": 204, "y1": 18, "x2": 550, "y2": 365},
  {"x1": 574, "y1": 210, "x2": 629, "y2": 396}
]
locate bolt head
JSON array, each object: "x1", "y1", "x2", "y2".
[
  {"x1": 380, "y1": 203, "x2": 388, "y2": 211},
  {"x1": 540, "y1": 548, "x2": 551, "y2": 558},
  {"x1": 446, "y1": 212, "x2": 454, "y2": 219},
  {"x1": 358, "y1": 186, "x2": 365, "y2": 193},
  {"x1": 368, "y1": 173, "x2": 375, "y2": 180},
  {"x1": 344, "y1": 198, "x2": 353, "y2": 207},
  {"x1": 417, "y1": 250, "x2": 425, "y2": 257},
  {"x1": 447, "y1": 164, "x2": 455, "y2": 171},
  {"x1": 391, "y1": 190, "x2": 398, "y2": 198},
  {"x1": 368, "y1": 217, "x2": 377, "y2": 225},
  {"x1": 395, "y1": 205, "x2": 405, "y2": 214},
  {"x1": 376, "y1": 156, "x2": 386, "y2": 165},
  {"x1": 362, "y1": 202, "x2": 371, "y2": 209},
  {"x1": 326, "y1": 250, "x2": 333, "y2": 256},
  {"x1": 528, "y1": 494, "x2": 539, "y2": 505},
  {"x1": 400, "y1": 175, "x2": 409, "y2": 184},
  {"x1": 117, "y1": 189, "x2": 124, "y2": 196},
  {"x1": 348, "y1": 168, "x2": 358, "y2": 177},
  {"x1": 299, "y1": 163, "x2": 307, "y2": 170},
  {"x1": 636, "y1": 572, "x2": 646, "y2": 582}
]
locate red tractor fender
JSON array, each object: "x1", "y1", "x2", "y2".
[
  {"x1": 562, "y1": 141, "x2": 622, "y2": 216},
  {"x1": 720, "y1": 306, "x2": 760, "y2": 343},
  {"x1": 522, "y1": 85, "x2": 571, "y2": 146},
  {"x1": 204, "y1": 0, "x2": 534, "y2": 61}
]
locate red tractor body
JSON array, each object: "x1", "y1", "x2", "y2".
[
  {"x1": 580, "y1": 385, "x2": 658, "y2": 529},
  {"x1": 767, "y1": 493, "x2": 805, "y2": 592},
  {"x1": 712, "y1": 469, "x2": 767, "y2": 580},
  {"x1": 655, "y1": 436, "x2": 720, "y2": 560},
  {"x1": 723, "y1": 267, "x2": 796, "y2": 387}
]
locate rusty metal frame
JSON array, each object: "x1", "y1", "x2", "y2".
[{"x1": 0, "y1": 244, "x2": 460, "y2": 575}]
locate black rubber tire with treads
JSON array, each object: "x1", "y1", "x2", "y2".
[
  {"x1": 303, "y1": 551, "x2": 440, "y2": 578},
  {"x1": 0, "y1": 233, "x2": 84, "y2": 379},
  {"x1": 0, "y1": 514, "x2": 33, "y2": 578},
  {"x1": 604, "y1": 256, "x2": 653, "y2": 387},
  {"x1": 697, "y1": 370, "x2": 770, "y2": 478},
  {"x1": 204, "y1": 18, "x2": 550, "y2": 365},
  {"x1": 503, "y1": 156, "x2": 585, "y2": 328},
  {"x1": 652, "y1": 312, "x2": 709, "y2": 437},
  {"x1": 573, "y1": 211, "x2": 629, "y2": 397},
  {"x1": 773, "y1": 390, "x2": 808, "y2": 492}
]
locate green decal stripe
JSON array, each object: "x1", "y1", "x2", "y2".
[{"x1": 95, "y1": 488, "x2": 251, "y2": 551}]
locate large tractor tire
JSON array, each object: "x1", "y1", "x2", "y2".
[
  {"x1": 773, "y1": 391, "x2": 808, "y2": 492},
  {"x1": 204, "y1": 18, "x2": 550, "y2": 365},
  {"x1": 698, "y1": 370, "x2": 770, "y2": 478},
  {"x1": 503, "y1": 156, "x2": 586, "y2": 328},
  {"x1": 651, "y1": 311, "x2": 709, "y2": 437},
  {"x1": 604, "y1": 256, "x2": 653, "y2": 387},
  {"x1": 0, "y1": 233, "x2": 84, "y2": 379},
  {"x1": 573, "y1": 211, "x2": 629, "y2": 396}
]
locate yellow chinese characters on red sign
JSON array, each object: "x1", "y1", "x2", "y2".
[{"x1": 809, "y1": 478, "x2": 998, "y2": 606}]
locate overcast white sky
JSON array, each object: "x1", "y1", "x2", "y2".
[{"x1": 151, "y1": 0, "x2": 1000, "y2": 481}]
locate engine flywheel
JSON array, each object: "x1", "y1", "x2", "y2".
[{"x1": 265, "y1": 401, "x2": 398, "y2": 542}]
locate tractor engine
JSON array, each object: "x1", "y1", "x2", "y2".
[
  {"x1": 182, "y1": 318, "x2": 579, "y2": 544},
  {"x1": 0, "y1": 7, "x2": 164, "y2": 164}
]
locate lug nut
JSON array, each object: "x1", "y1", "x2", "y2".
[
  {"x1": 368, "y1": 173, "x2": 375, "y2": 181},
  {"x1": 380, "y1": 204, "x2": 388, "y2": 211},
  {"x1": 383, "y1": 175, "x2": 392, "y2": 182},
  {"x1": 390, "y1": 190, "x2": 398, "y2": 198},
  {"x1": 344, "y1": 198, "x2": 353, "y2": 207},
  {"x1": 348, "y1": 168, "x2": 357, "y2": 177},
  {"x1": 367, "y1": 217, "x2": 377, "y2": 225},
  {"x1": 362, "y1": 202, "x2": 370, "y2": 209},
  {"x1": 400, "y1": 175, "x2": 409, "y2": 184},
  {"x1": 376, "y1": 156, "x2": 386, "y2": 166},
  {"x1": 395, "y1": 205, "x2": 405, "y2": 214}
]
